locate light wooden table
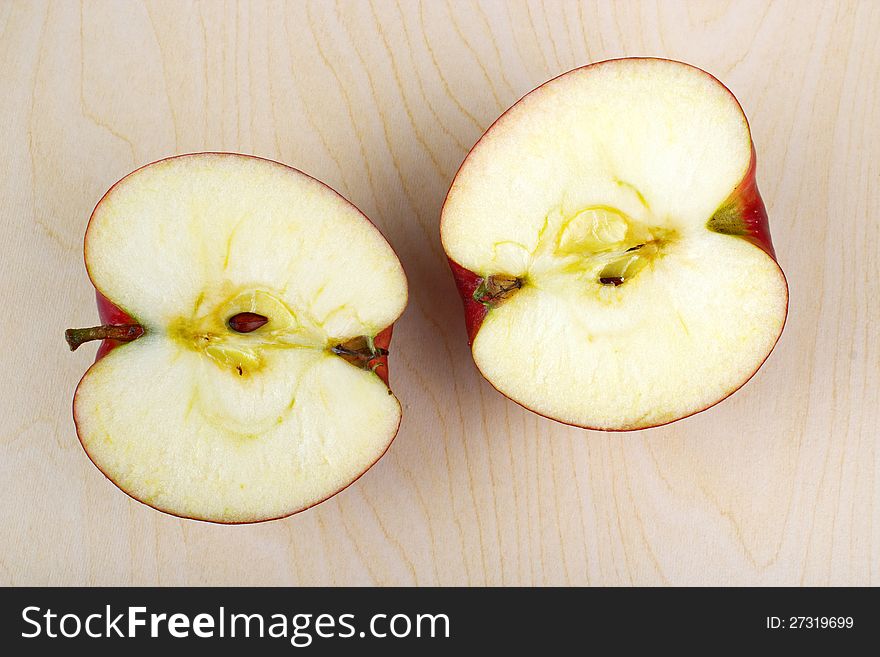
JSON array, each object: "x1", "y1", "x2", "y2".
[{"x1": 1, "y1": 0, "x2": 877, "y2": 586}]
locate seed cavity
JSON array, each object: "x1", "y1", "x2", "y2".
[{"x1": 595, "y1": 241, "x2": 660, "y2": 287}]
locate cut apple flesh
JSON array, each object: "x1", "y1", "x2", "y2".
[
  {"x1": 73, "y1": 154, "x2": 407, "y2": 522},
  {"x1": 441, "y1": 59, "x2": 788, "y2": 430}
]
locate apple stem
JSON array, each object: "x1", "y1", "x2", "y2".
[
  {"x1": 65, "y1": 324, "x2": 144, "y2": 351},
  {"x1": 331, "y1": 344, "x2": 389, "y2": 359},
  {"x1": 331, "y1": 335, "x2": 389, "y2": 372}
]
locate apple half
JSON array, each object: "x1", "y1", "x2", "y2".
[
  {"x1": 66, "y1": 153, "x2": 408, "y2": 522},
  {"x1": 441, "y1": 58, "x2": 788, "y2": 431}
]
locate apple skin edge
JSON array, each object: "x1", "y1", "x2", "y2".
[{"x1": 442, "y1": 59, "x2": 789, "y2": 430}]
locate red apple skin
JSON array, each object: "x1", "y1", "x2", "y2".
[
  {"x1": 441, "y1": 58, "x2": 789, "y2": 431},
  {"x1": 73, "y1": 152, "x2": 404, "y2": 522},
  {"x1": 708, "y1": 144, "x2": 776, "y2": 259},
  {"x1": 368, "y1": 325, "x2": 393, "y2": 386},
  {"x1": 93, "y1": 291, "x2": 137, "y2": 360},
  {"x1": 447, "y1": 259, "x2": 488, "y2": 345},
  {"x1": 739, "y1": 146, "x2": 775, "y2": 257}
]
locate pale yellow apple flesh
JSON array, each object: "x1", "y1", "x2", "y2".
[
  {"x1": 441, "y1": 59, "x2": 787, "y2": 430},
  {"x1": 75, "y1": 154, "x2": 407, "y2": 522}
]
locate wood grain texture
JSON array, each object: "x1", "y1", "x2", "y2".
[{"x1": 1, "y1": 0, "x2": 878, "y2": 586}]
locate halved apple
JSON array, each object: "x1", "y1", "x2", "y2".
[
  {"x1": 66, "y1": 153, "x2": 408, "y2": 522},
  {"x1": 441, "y1": 58, "x2": 788, "y2": 431}
]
